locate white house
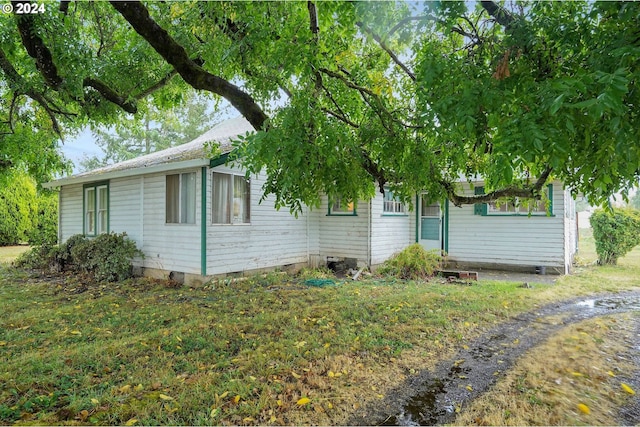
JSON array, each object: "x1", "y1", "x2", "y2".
[{"x1": 44, "y1": 117, "x2": 578, "y2": 284}]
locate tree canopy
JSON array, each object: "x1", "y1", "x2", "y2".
[
  {"x1": 80, "y1": 92, "x2": 218, "y2": 171},
  {"x1": 1, "y1": 1, "x2": 638, "y2": 210}
]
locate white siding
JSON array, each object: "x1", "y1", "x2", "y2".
[
  {"x1": 370, "y1": 192, "x2": 413, "y2": 265},
  {"x1": 109, "y1": 177, "x2": 143, "y2": 245},
  {"x1": 205, "y1": 165, "x2": 309, "y2": 275},
  {"x1": 563, "y1": 190, "x2": 578, "y2": 273},
  {"x1": 447, "y1": 181, "x2": 566, "y2": 269},
  {"x1": 317, "y1": 196, "x2": 369, "y2": 264},
  {"x1": 59, "y1": 183, "x2": 83, "y2": 241},
  {"x1": 141, "y1": 169, "x2": 202, "y2": 274}
]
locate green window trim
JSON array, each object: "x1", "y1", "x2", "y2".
[
  {"x1": 382, "y1": 187, "x2": 406, "y2": 215},
  {"x1": 83, "y1": 181, "x2": 109, "y2": 236},
  {"x1": 327, "y1": 197, "x2": 358, "y2": 216},
  {"x1": 473, "y1": 184, "x2": 554, "y2": 217}
]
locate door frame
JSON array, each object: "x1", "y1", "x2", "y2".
[{"x1": 415, "y1": 195, "x2": 449, "y2": 253}]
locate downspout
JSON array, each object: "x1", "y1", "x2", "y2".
[
  {"x1": 367, "y1": 199, "x2": 372, "y2": 268},
  {"x1": 443, "y1": 199, "x2": 449, "y2": 253},
  {"x1": 306, "y1": 205, "x2": 310, "y2": 267},
  {"x1": 200, "y1": 166, "x2": 207, "y2": 276}
]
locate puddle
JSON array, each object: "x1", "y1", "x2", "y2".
[
  {"x1": 576, "y1": 296, "x2": 640, "y2": 311},
  {"x1": 363, "y1": 291, "x2": 640, "y2": 426},
  {"x1": 380, "y1": 377, "x2": 446, "y2": 426}
]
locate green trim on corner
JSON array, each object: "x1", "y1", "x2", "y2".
[
  {"x1": 415, "y1": 194, "x2": 419, "y2": 243},
  {"x1": 210, "y1": 152, "x2": 231, "y2": 168},
  {"x1": 201, "y1": 166, "x2": 207, "y2": 276},
  {"x1": 443, "y1": 199, "x2": 449, "y2": 253}
]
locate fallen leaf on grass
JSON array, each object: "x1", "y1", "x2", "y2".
[
  {"x1": 159, "y1": 394, "x2": 174, "y2": 401},
  {"x1": 621, "y1": 383, "x2": 636, "y2": 395},
  {"x1": 577, "y1": 403, "x2": 590, "y2": 414},
  {"x1": 232, "y1": 395, "x2": 241, "y2": 404},
  {"x1": 0, "y1": 341, "x2": 6, "y2": 346},
  {"x1": 297, "y1": 397, "x2": 311, "y2": 406},
  {"x1": 607, "y1": 371, "x2": 616, "y2": 377},
  {"x1": 90, "y1": 398, "x2": 99, "y2": 405},
  {"x1": 466, "y1": 385, "x2": 473, "y2": 391},
  {"x1": 70, "y1": 330, "x2": 82, "y2": 335},
  {"x1": 124, "y1": 418, "x2": 138, "y2": 426}
]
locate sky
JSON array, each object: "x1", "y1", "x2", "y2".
[{"x1": 60, "y1": 128, "x2": 102, "y2": 173}]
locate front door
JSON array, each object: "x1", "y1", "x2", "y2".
[{"x1": 420, "y1": 196, "x2": 442, "y2": 251}]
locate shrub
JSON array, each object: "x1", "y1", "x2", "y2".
[
  {"x1": 378, "y1": 243, "x2": 443, "y2": 280},
  {"x1": 0, "y1": 171, "x2": 37, "y2": 245},
  {"x1": 27, "y1": 192, "x2": 58, "y2": 246},
  {"x1": 590, "y1": 208, "x2": 640, "y2": 265},
  {"x1": 13, "y1": 232, "x2": 142, "y2": 282},
  {"x1": 13, "y1": 244, "x2": 55, "y2": 270}
]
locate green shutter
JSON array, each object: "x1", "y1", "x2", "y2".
[
  {"x1": 547, "y1": 183, "x2": 553, "y2": 216},
  {"x1": 473, "y1": 186, "x2": 487, "y2": 215}
]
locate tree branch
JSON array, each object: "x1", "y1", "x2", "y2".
[
  {"x1": 82, "y1": 78, "x2": 137, "y2": 113},
  {"x1": 133, "y1": 69, "x2": 179, "y2": 100},
  {"x1": 15, "y1": 5, "x2": 139, "y2": 114},
  {"x1": 14, "y1": 4, "x2": 63, "y2": 89},
  {"x1": 110, "y1": 0, "x2": 268, "y2": 131},
  {"x1": 321, "y1": 107, "x2": 359, "y2": 128},
  {"x1": 443, "y1": 166, "x2": 553, "y2": 207},
  {"x1": 356, "y1": 21, "x2": 416, "y2": 81},
  {"x1": 480, "y1": 1, "x2": 516, "y2": 28},
  {"x1": 0, "y1": 47, "x2": 62, "y2": 134}
]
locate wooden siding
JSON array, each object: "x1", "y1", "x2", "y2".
[
  {"x1": 370, "y1": 192, "x2": 413, "y2": 265},
  {"x1": 317, "y1": 196, "x2": 369, "y2": 264},
  {"x1": 141, "y1": 169, "x2": 202, "y2": 274},
  {"x1": 447, "y1": 181, "x2": 566, "y2": 268},
  {"x1": 59, "y1": 183, "x2": 83, "y2": 241},
  {"x1": 205, "y1": 165, "x2": 309, "y2": 275},
  {"x1": 563, "y1": 190, "x2": 578, "y2": 273},
  {"x1": 109, "y1": 177, "x2": 143, "y2": 245}
]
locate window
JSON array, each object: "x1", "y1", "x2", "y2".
[
  {"x1": 84, "y1": 182, "x2": 108, "y2": 235},
  {"x1": 212, "y1": 172, "x2": 250, "y2": 224},
  {"x1": 166, "y1": 172, "x2": 196, "y2": 224},
  {"x1": 383, "y1": 189, "x2": 405, "y2": 214},
  {"x1": 474, "y1": 184, "x2": 553, "y2": 216},
  {"x1": 328, "y1": 197, "x2": 356, "y2": 215}
]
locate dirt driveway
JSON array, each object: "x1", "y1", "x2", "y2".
[{"x1": 349, "y1": 291, "x2": 640, "y2": 425}]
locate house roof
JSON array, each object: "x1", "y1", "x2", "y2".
[{"x1": 44, "y1": 116, "x2": 255, "y2": 188}]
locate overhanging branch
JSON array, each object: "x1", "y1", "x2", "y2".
[
  {"x1": 110, "y1": 0, "x2": 268, "y2": 131},
  {"x1": 356, "y1": 21, "x2": 416, "y2": 81},
  {"x1": 442, "y1": 166, "x2": 553, "y2": 207}
]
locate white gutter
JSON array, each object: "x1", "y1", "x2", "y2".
[{"x1": 42, "y1": 158, "x2": 209, "y2": 188}]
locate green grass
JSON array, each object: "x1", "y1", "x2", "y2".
[
  {"x1": 0, "y1": 246, "x2": 29, "y2": 264},
  {"x1": 1, "y1": 233, "x2": 639, "y2": 425}
]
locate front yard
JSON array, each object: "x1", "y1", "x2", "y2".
[{"x1": 0, "y1": 234, "x2": 639, "y2": 425}]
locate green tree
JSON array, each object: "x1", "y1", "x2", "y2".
[
  {"x1": 27, "y1": 191, "x2": 58, "y2": 246},
  {"x1": 80, "y1": 92, "x2": 217, "y2": 171},
  {"x1": 1, "y1": 1, "x2": 639, "y2": 211},
  {"x1": 0, "y1": 170, "x2": 37, "y2": 245},
  {"x1": 590, "y1": 208, "x2": 640, "y2": 265}
]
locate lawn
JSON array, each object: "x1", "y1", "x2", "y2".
[{"x1": 1, "y1": 233, "x2": 639, "y2": 425}]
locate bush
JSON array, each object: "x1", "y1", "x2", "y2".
[
  {"x1": 13, "y1": 232, "x2": 142, "y2": 282},
  {"x1": 0, "y1": 171, "x2": 37, "y2": 245},
  {"x1": 27, "y1": 192, "x2": 58, "y2": 246},
  {"x1": 590, "y1": 208, "x2": 640, "y2": 265},
  {"x1": 13, "y1": 244, "x2": 55, "y2": 270},
  {"x1": 378, "y1": 243, "x2": 443, "y2": 280}
]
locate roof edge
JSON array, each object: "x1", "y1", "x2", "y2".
[{"x1": 43, "y1": 158, "x2": 209, "y2": 188}]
